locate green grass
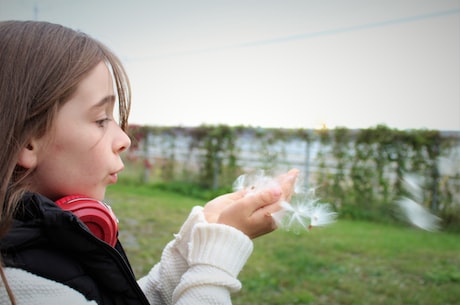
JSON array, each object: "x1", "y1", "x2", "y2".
[{"x1": 106, "y1": 183, "x2": 460, "y2": 305}]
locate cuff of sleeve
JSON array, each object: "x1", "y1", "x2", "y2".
[
  {"x1": 174, "y1": 206, "x2": 207, "y2": 259},
  {"x1": 187, "y1": 223, "x2": 253, "y2": 278}
]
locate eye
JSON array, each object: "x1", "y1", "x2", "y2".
[{"x1": 96, "y1": 118, "x2": 111, "y2": 128}]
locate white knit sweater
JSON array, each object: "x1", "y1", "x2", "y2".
[{"x1": 0, "y1": 206, "x2": 253, "y2": 305}]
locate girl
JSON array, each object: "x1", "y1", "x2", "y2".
[{"x1": 0, "y1": 20, "x2": 298, "y2": 305}]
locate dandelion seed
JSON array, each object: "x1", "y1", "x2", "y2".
[
  {"x1": 395, "y1": 173, "x2": 442, "y2": 232},
  {"x1": 272, "y1": 201, "x2": 309, "y2": 232},
  {"x1": 232, "y1": 170, "x2": 279, "y2": 196},
  {"x1": 272, "y1": 197, "x2": 337, "y2": 232},
  {"x1": 233, "y1": 170, "x2": 337, "y2": 233},
  {"x1": 396, "y1": 197, "x2": 441, "y2": 232},
  {"x1": 232, "y1": 174, "x2": 246, "y2": 192},
  {"x1": 401, "y1": 173, "x2": 423, "y2": 203},
  {"x1": 308, "y1": 203, "x2": 338, "y2": 227}
]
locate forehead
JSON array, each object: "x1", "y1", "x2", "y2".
[
  {"x1": 81, "y1": 61, "x2": 113, "y2": 91},
  {"x1": 56, "y1": 62, "x2": 115, "y2": 116},
  {"x1": 73, "y1": 62, "x2": 114, "y2": 102}
]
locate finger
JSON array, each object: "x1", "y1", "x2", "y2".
[
  {"x1": 232, "y1": 189, "x2": 248, "y2": 199},
  {"x1": 237, "y1": 186, "x2": 281, "y2": 216},
  {"x1": 277, "y1": 168, "x2": 299, "y2": 201},
  {"x1": 215, "y1": 189, "x2": 247, "y2": 202},
  {"x1": 255, "y1": 200, "x2": 283, "y2": 217},
  {"x1": 247, "y1": 206, "x2": 279, "y2": 238},
  {"x1": 252, "y1": 186, "x2": 282, "y2": 213}
]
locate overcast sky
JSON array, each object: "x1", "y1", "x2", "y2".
[{"x1": 1, "y1": 0, "x2": 459, "y2": 131}]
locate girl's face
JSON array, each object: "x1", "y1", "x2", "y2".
[{"x1": 27, "y1": 61, "x2": 131, "y2": 200}]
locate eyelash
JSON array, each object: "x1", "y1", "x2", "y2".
[{"x1": 96, "y1": 118, "x2": 111, "y2": 128}]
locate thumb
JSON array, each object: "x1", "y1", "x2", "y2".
[{"x1": 247, "y1": 186, "x2": 282, "y2": 216}]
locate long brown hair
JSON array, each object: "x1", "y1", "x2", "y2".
[{"x1": 0, "y1": 20, "x2": 131, "y2": 303}]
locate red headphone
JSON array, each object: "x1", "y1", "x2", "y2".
[{"x1": 55, "y1": 195, "x2": 118, "y2": 247}]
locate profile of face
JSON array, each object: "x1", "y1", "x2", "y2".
[{"x1": 18, "y1": 61, "x2": 131, "y2": 200}]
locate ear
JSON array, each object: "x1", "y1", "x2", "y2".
[{"x1": 17, "y1": 143, "x2": 39, "y2": 169}]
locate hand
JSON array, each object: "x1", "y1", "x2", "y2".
[{"x1": 203, "y1": 169, "x2": 299, "y2": 239}]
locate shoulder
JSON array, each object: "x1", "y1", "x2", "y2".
[{"x1": 1, "y1": 267, "x2": 97, "y2": 305}]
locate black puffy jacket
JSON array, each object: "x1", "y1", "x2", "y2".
[{"x1": 0, "y1": 192, "x2": 150, "y2": 305}]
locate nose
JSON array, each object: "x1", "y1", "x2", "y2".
[{"x1": 114, "y1": 125, "x2": 131, "y2": 154}]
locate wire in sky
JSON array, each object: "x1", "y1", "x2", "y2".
[
  {"x1": 127, "y1": 8, "x2": 460, "y2": 62},
  {"x1": 237, "y1": 8, "x2": 460, "y2": 48}
]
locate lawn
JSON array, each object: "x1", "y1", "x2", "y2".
[{"x1": 106, "y1": 183, "x2": 460, "y2": 305}]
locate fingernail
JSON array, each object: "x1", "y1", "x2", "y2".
[
  {"x1": 289, "y1": 169, "x2": 299, "y2": 176},
  {"x1": 271, "y1": 187, "x2": 281, "y2": 197}
]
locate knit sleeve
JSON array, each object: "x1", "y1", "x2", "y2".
[
  {"x1": 137, "y1": 206, "x2": 207, "y2": 304},
  {"x1": 173, "y1": 222, "x2": 253, "y2": 304},
  {"x1": 137, "y1": 206, "x2": 253, "y2": 305},
  {"x1": 1, "y1": 267, "x2": 97, "y2": 305}
]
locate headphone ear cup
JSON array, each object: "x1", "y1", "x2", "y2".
[{"x1": 55, "y1": 195, "x2": 118, "y2": 247}]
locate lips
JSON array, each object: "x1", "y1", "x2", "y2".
[
  {"x1": 109, "y1": 167, "x2": 123, "y2": 184},
  {"x1": 108, "y1": 173, "x2": 118, "y2": 184}
]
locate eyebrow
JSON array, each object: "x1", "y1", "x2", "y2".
[{"x1": 91, "y1": 95, "x2": 116, "y2": 109}]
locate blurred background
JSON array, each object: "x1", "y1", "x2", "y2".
[{"x1": 1, "y1": 0, "x2": 459, "y2": 130}]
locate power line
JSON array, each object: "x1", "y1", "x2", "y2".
[
  {"x1": 238, "y1": 8, "x2": 460, "y2": 48},
  {"x1": 127, "y1": 7, "x2": 460, "y2": 62}
]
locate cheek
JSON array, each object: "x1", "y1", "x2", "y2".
[
  {"x1": 33, "y1": 144, "x2": 107, "y2": 198},
  {"x1": 45, "y1": 136, "x2": 98, "y2": 173},
  {"x1": 51, "y1": 127, "x2": 100, "y2": 157},
  {"x1": 51, "y1": 142, "x2": 68, "y2": 155},
  {"x1": 46, "y1": 124, "x2": 113, "y2": 175}
]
